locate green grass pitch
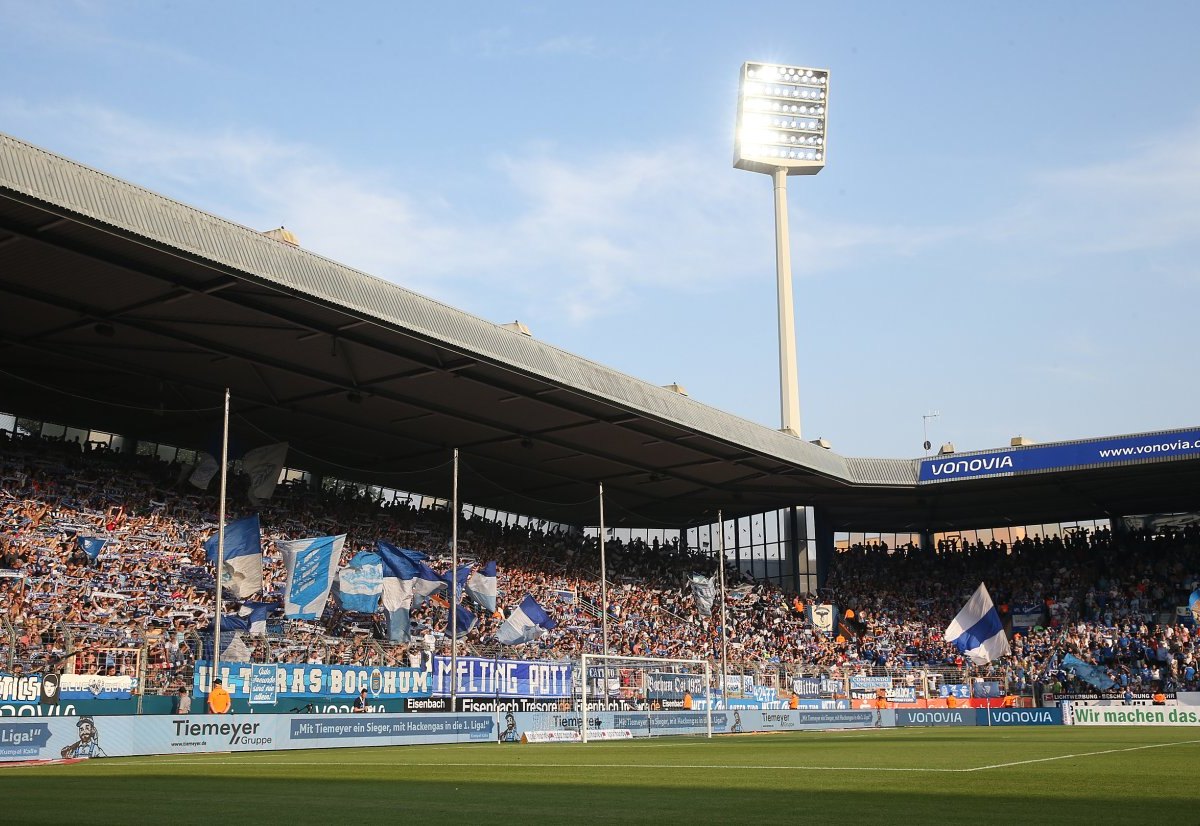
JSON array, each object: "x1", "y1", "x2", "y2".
[{"x1": 1, "y1": 727, "x2": 1196, "y2": 824}]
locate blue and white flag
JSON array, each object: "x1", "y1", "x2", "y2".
[
  {"x1": 242, "y1": 442, "x2": 288, "y2": 506},
  {"x1": 442, "y1": 564, "x2": 472, "y2": 602},
  {"x1": 203, "y1": 515, "x2": 263, "y2": 599},
  {"x1": 466, "y1": 561, "x2": 498, "y2": 612},
  {"x1": 944, "y1": 582, "x2": 1011, "y2": 666},
  {"x1": 689, "y1": 573, "x2": 716, "y2": 617},
  {"x1": 446, "y1": 602, "x2": 476, "y2": 638},
  {"x1": 496, "y1": 594, "x2": 557, "y2": 645},
  {"x1": 377, "y1": 542, "x2": 422, "y2": 642},
  {"x1": 412, "y1": 562, "x2": 447, "y2": 610},
  {"x1": 220, "y1": 601, "x2": 275, "y2": 635},
  {"x1": 335, "y1": 551, "x2": 383, "y2": 614},
  {"x1": 76, "y1": 536, "x2": 107, "y2": 564},
  {"x1": 278, "y1": 535, "x2": 344, "y2": 620},
  {"x1": 376, "y1": 541, "x2": 428, "y2": 563},
  {"x1": 1061, "y1": 654, "x2": 1117, "y2": 691},
  {"x1": 242, "y1": 600, "x2": 276, "y2": 635}
]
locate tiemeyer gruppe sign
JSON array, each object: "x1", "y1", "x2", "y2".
[{"x1": 918, "y1": 428, "x2": 1200, "y2": 483}]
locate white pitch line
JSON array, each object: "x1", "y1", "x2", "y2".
[
  {"x1": 62, "y1": 736, "x2": 1200, "y2": 774},
  {"x1": 106, "y1": 759, "x2": 964, "y2": 772},
  {"x1": 957, "y1": 737, "x2": 1200, "y2": 772}
]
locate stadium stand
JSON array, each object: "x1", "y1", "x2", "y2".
[{"x1": 3, "y1": 426, "x2": 1198, "y2": 704}]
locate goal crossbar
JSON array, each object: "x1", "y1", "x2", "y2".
[{"x1": 580, "y1": 653, "x2": 712, "y2": 742}]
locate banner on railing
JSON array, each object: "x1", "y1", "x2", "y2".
[
  {"x1": 793, "y1": 677, "x2": 841, "y2": 697},
  {"x1": 431, "y1": 657, "x2": 573, "y2": 698},
  {"x1": 849, "y1": 676, "x2": 891, "y2": 690},
  {"x1": 248, "y1": 665, "x2": 279, "y2": 705},
  {"x1": 194, "y1": 662, "x2": 432, "y2": 699},
  {"x1": 59, "y1": 675, "x2": 137, "y2": 701},
  {"x1": 646, "y1": 673, "x2": 705, "y2": 701},
  {"x1": 0, "y1": 673, "x2": 46, "y2": 706}
]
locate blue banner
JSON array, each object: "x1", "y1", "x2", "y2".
[
  {"x1": 0, "y1": 674, "x2": 43, "y2": 705},
  {"x1": 288, "y1": 715, "x2": 493, "y2": 742},
  {"x1": 896, "y1": 709, "x2": 976, "y2": 727},
  {"x1": 249, "y1": 665, "x2": 280, "y2": 705},
  {"x1": 195, "y1": 662, "x2": 431, "y2": 699},
  {"x1": 793, "y1": 677, "x2": 841, "y2": 697},
  {"x1": 974, "y1": 681, "x2": 1003, "y2": 698},
  {"x1": 977, "y1": 708, "x2": 1063, "y2": 726},
  {"x1": 0, "y1": 720, "x2": 54, "y2": 759},
  {"x1": 918, "y1": 427, "x2": 1200, "y2": 483},
  {"x1": 431, "y1": 657, "x2": 573, "y2": 698},
  {"x1": 646, "y1": 673, "x2": 705, "y2": 701},
  {"x1": 849, "y1": 676, "x2": 891, "y2": 690}
]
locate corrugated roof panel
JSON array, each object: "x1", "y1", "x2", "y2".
[
  {"x1": 0, "y1": 131, "x2": 847, "y2": 481},
  {"x1": 845, "y1": 457, "x2": 919, "y2": 485}
]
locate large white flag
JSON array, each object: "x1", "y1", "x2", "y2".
[
  {"x1": 689, "y1": 573, "x2": 716, "y2": 617},
  {"x1": 944, "y1": 582, "x2": 1011, "y2": 666},
  {"x1": 188, "y1": 452, "x2": 219, "y2": 490},
  {"x1": 243, "y1": 443, "x2": 288, "y2": 505},
  {"x1": 278, "y1": 535, "x2": 344, "y2": 620}
]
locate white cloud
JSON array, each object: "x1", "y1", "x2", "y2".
[
  {"x1": 0, "y1": 1, "x2": 201, "y2": 68},
  {"x1": 467, "y1": 26, "x2": 598, "y2": 59},
  {"x1": 3, "y1": 99, "x2": 957, "y2": 324},
  {"x1": 980, "y1": 119, "x2": 1200, "y2": 260}
]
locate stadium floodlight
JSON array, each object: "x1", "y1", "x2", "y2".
[{"x1": 734, "y1": 61, "x2": 829, "y2": 438}]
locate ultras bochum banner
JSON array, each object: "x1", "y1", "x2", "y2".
[{"x1": 194, "y1": 662, "x2": 431, "y2": 699}]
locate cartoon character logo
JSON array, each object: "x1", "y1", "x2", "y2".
[
  {"x1": 60, "y1": 716, "x2": 106, "y2": 759},
  {"x1": 729, "y1": 711, "x2": 744, "y2": 733},
  {"x1": 499, "y1": 711, "x2": 519, "y2": 743}
]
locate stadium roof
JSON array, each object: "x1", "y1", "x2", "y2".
[{"x1": 2, "y1": 131, "x2": 1198, "y2": 532}]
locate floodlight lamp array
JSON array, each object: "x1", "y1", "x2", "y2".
[{"x1": 734, "y1": 62, "x2": 829, "y2": 174}]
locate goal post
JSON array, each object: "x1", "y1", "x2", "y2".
[{"x1": 579, "y1": 653, "x2": 712, "y2": 743}]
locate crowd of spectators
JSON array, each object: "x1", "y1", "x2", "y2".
[{"x1": 2, "y1": 428, "x2": 1199, "y2": 700}]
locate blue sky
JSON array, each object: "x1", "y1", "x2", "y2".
[{"x1": 3, "y1": 2, "x2": 1198, "y2": 458}]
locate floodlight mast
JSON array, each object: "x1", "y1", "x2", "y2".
[{"x1": 734, "y1": 61, "x2": 829, "y2": 438}]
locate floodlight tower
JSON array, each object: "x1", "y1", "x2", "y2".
[{"x1": 734, "y1": 62, "x2": 829, "y2": 438}]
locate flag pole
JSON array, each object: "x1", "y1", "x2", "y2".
[
  {"x1": 717, "y1": 509, "x2": 728, "y2": 710},
  {"x1": 451, "y1": 447, "x2": 459, "y2": 711},
  {"x1": 213, "y1": 387, "x2": 230, "y2": 695},
  {"x1": 598, "y1": 482, "x2": 609, "y2": 661},
  {"x1": 598, "y1": 482, "x2": 609, "y2": 712}
]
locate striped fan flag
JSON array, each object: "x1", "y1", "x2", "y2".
[
  {"x1": 496, "y1": 595, "x2": 556, "y2": 646},
  {"x1": 944, "y1": 582, "x2": 1011, "y2": 666}
]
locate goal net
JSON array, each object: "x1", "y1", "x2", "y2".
[{"x1": 579, "y1": 653, "x2": 712, "y2": 742}]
